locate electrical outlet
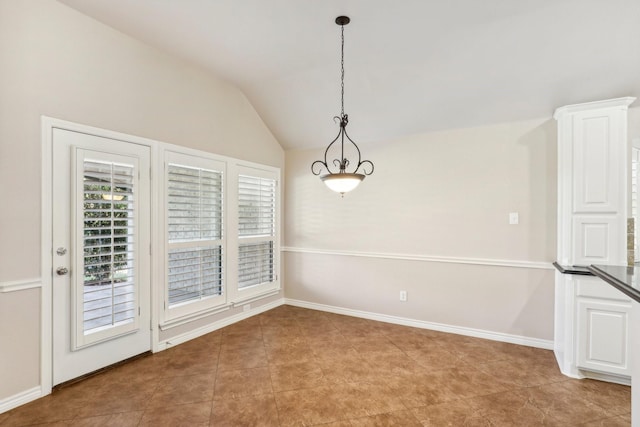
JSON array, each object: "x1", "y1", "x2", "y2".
[
  {"x1": 243, "y1": 304, "x2": 251, "y2": 312},
  {"x1": 399, "y1": 290, "x2": 407, "y2": 302},
  {"x1": 509, "y1": 212, "x2": 519, "y2": 225}
]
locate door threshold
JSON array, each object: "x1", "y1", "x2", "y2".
[{"x1": 52, "y1": 351, "x2": 152, "y2": 391}]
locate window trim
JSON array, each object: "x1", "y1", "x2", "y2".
[
  {"x1": 230, "y1": 164, "x2": 281, "y2": 303},
  {"x1": 162, "y1": 150, "x2": 228, "y2": 322},
  {"x1": 158, "y1": 149, "x2": 281, "y2": 327},
  {"x1": 73, "y1": 149, "x2": 142, "y2": 349}
]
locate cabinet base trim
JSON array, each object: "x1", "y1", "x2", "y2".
[{"x1": 578, "y1": 369, "x2": 631, "y2": 386}]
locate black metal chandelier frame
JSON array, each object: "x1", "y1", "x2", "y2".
[{"x1": 311, "y1": 16, "x2": 374, "y2": 180}]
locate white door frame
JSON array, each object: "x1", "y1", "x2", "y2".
[{"x1": 41, "y1": 116, "x2": 160, "y2": 394}]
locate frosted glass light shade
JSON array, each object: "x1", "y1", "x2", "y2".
[{"x1": 321, "y1": 173, "x2": 365, "y2": 194}]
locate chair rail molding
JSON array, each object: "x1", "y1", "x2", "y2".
[
  {"x1": 282, "y1": 247, "x2": 553, "y2": 270},
  {"x1": 0, "y1": 278, "x2": 41, "y2": 293}
]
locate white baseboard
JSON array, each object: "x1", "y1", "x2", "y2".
[
  {"x1": 0, "y1": 386, "x2": 44, "y2": 414},
  {"x1": 157, "y1": 298, "x2": 285, "y2": 351},
  {"x1": 285, "y1": 298, "x2": 554, "y2": 350}
]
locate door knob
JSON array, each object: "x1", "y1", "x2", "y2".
[{"x1": 56, "y1": 267, "x2": 69, "y2": 276}]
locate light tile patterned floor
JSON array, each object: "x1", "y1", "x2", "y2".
[{"x1": 0, "y1": 305, "x2": 631, "y2": 426}]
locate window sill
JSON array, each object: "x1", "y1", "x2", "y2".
[
  {"x1": 160, "y1": 303, "x2": 231, "y2": 331},
  {"x1": 159, "y1": 288, "x2": 281, "y2": 331},
  {"x1": 231, "y1": 288, "x2": 280, "y2": 308}
]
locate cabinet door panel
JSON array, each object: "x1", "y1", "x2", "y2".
[
  {"x1": 572, "y1": 216, "x2": 621, "y2": 265},
  {"x1": 572, "y1": 110, "x2": 622, "y2": 213},
  {"x1": 577, "y1": 299, "x2": 631, "y2": 376}
]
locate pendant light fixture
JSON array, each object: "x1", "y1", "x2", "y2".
[{"x1": 311, "y1": 16, "x2": 374, "y2": 196}]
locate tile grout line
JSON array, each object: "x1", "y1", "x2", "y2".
[
  {"x1": 209, "y1": 333, "x2": 223, "y2": 426},
  {"x1": 266, "y1": 316, "x2": 288, "y2": 427}
]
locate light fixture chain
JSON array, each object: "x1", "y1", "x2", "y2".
[{"x1": 340, "y1": 23, "x2": 345, "y2": 117}]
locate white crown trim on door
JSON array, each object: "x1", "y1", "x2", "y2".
[
  {"x1": 0, "y1": 278, "x2": 42, "y2": 293},
  {"x1": 281, "y1": 247, "x2": 554, "y2": 270},
  {"x1": 285, "y1": 298, "x2": 554, "y2": 350}
]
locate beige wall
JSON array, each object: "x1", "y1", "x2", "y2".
[
  {"x1": 284, "y1": 117, "x2": 558, "y2": 340},
  {"x1": 0, "y1": 289, "x2": 41, "y2": 399},
  {"x1": 0, "y1": 0, "x2": 283, "y2": 401},
  {"x1": 284, "y1": 252, "x2": 554, "y2": 339}
]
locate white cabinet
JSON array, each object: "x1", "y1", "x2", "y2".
[
  {"x1": 571, "y1": 109, "x2": 625, "y2": 214},
  {"x1": 555, "y1": 98, "x2": 632, "y2": 267},
  {"x1": 575, "y1": 275, "x2": 632, "y2": 377},
  {"x1": 555, "y1": 272, "x2": 632, "y2": 383},
  {"x1": 554, "y1": 97, "x2": 635, "y2": 384},
  {"x1": 577, "y1": 299, "x2": 631, "y2": 376}
]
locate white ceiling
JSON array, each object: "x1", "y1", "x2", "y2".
[{"x1": 58, "y1": 0, "x2": 640, "y2": 150}]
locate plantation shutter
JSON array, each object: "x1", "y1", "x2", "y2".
[
  {"x1": 82, "y1": 160, "x2": 137, "y2": 334},
  {"x1": 238, "y1": 174, "x2": 276, "y2": 288},
  {"x1": 167, "y1": 163, "x2": 223, "y2": 308}
]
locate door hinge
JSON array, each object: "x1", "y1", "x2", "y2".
[{"x1": 138, "y1": 307, "x2": 141, "y2": 316}]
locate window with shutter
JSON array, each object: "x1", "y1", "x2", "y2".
[
  {"x1": 165, "y1": 152, "x2": 225, "y2": 318},
  {"x1": 238, "y1": 172, "x2": 277, "y2": 290},
  {"x1": 160, "y1": 151, "x2": 279, "y2": 325},
  {"x1": 82, "y1": 160, "x2": 137, "y2": 335}
]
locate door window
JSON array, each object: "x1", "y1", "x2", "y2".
[{"x1": 74, "y1": 151, "x2": 140, "y2": 348}]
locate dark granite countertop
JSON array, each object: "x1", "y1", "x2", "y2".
[
  {"x1": 588, "y1": 264, "x2": 640, "y2": 303},
  {"x1": 552, "y1": 262, "x2": 594, "y2": 276}
]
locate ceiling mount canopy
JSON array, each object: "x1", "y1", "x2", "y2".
[
  {"x1": 334, "y1": 15, "x2": 350, "y2": 26},
  {"x1": 311, "y1": 15, "x2": 374, "y2": 196}
]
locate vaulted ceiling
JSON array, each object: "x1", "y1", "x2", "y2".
[{"x1": 59, "y1": 0, "x2": 640, "y2": 150}]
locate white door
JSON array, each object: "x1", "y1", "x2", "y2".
[{"x1": 52, "y1": 128, "x2": 151, "y2": 385}]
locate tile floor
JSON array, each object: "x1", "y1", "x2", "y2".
[{"x1": 0, "y1": 305, "x2": 631, "y2": 426}]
